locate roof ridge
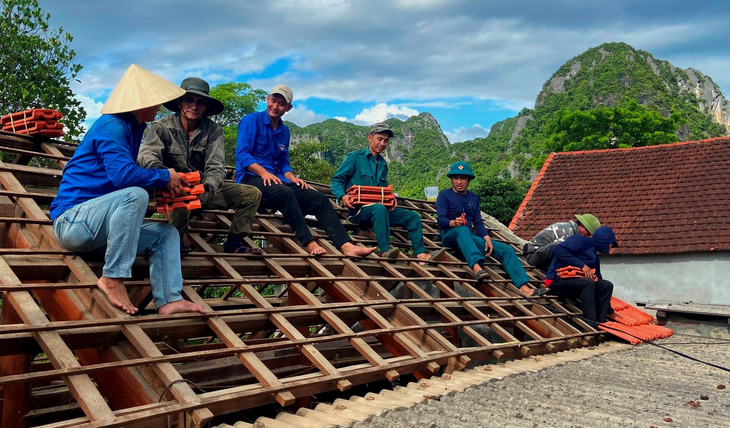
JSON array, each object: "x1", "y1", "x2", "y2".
[
  {"x1": 553, "y1": 136, "x2": 730, "y2": 156},
  {"x1": 508, "y1": 152, "x2": 555, "y2": 230}
]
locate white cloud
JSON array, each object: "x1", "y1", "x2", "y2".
[
  {"x1": 444, "y1": 124, "x2": 490, "y2": 143},
  {"x1": 285, "y1": 105, "x2": 329, "y2": 127},
  {"x1": 77, "y1": 94, "x2": 104, "y2": 121},
  {"x1": 352, "y1": 103, "x2": 419, "y2": 125},
  {"x1": 334, "y1": 116, "x2": 348, "y2": 122}
]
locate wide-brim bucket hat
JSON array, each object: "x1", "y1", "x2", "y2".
[
  {"x1": 163, "y1": 77, "x2": 225, "y2": 116},
  {"x1": 447, "y1": 161, "x2": 475, "y2": 178},
  {"x1": 100, "y1": 64, "x2": 185, "y2": 115}
]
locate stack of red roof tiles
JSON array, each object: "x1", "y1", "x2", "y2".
[
  {"x1": 1, "y1": 108, "x2": 65, "y2": 138},
  {"x1": 601, "y1": 297, "x2": 674, "y2": 345},
  {"x1": 509, "y1": 138, "x2": 730, "y2": 255}
]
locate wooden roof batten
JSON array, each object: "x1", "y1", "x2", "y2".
[{"x1": 0, "y1": 131, "x2": 602, "y2": 428}]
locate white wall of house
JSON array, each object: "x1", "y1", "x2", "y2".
[{"x1": 600, "y1": 252, "x2": 730, "y2": 305}]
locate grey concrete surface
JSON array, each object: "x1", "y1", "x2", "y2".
[
  {"x1": 349, "y1": 336, "x2": 730, "y2": 428},
  {"x1": 601, "y1": 253, "x2": 730, "y2": 305}
]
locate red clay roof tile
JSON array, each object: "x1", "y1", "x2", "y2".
[{"x1": 509, "y1": 137, "x2": 730, "y2": 255}]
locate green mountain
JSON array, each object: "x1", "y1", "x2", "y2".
[{"x1": 287, "y1": 42, "x2": 729, "y2": 222}]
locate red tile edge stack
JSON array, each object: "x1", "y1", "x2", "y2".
[
  {"x1": 598, "y1": 297, "x2": 674, "y2": 345},
  {"x1": 346, "y1": 184, "x2": 395, "y2": 207},
  {"x1": 155, "y1": 171, "x2": 204, "y2": 213},
  {"x1": 1, "y1": 109, "x2": 65, "y2": 138}
]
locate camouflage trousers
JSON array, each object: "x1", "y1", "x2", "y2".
[{"x1": 169, "y1": 182, "x2": 262, "y2": 238}]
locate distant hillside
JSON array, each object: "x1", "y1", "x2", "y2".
[{"x1": 288, "y1": 42, "x2": 729, "y2": 203}]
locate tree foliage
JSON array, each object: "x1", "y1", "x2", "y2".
[
  {"x1": 0, "y1": 0, "x2": 86, "y2": 138},
  {"x1": 209, "y1": 82, "x2": 267, "y2": 165},
  {"x1": 289, "y1": 140, "x2": 335, "y2": 184},
  {"x1": 470, "y1": 178, "x2": 529, "y2": 226},
  {"x1": 546, "y1": 100, "x2": 680, "y2": 152}
]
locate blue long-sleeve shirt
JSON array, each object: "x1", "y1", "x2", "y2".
[
  {"x1": 546, "y1": 235, "x2": 603, "y2": 281},
  {"x1": 436, "y1": 188, "x2": 488, "y2": 238},
  {"x1": 330, "y1": 148, "x2": 389, "y2": 201},
  {"x1": 50, "y1": 114, "x2": 170, "y2": 220},
  {"x1": 235, "y1": 111, "x2": 293, "y2": 183}
]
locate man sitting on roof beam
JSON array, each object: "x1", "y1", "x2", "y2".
[
  {"x1": 437, "y1": 162, "x2": 539, "y2": 295},
  {"x1": 523, "y1": 214, "x2": 601, "y2": 270},
  {"x1": 544, "y1": 226, "x2": 618, "y2": 323},
  {"x1": 138, "y1": 77, "x2": 262, "y2": 254},
  {"x1": 50, "y1": 64, "x2": 206, "y2": 316},
  {"x1": 331, "y1": 122, "x2": 436, "y2": 264},
  {"x1": 235, "y1": 84, "x2": 375, "y2": 257}
]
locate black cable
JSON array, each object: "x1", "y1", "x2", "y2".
[
  {"x1": 158, "y1": 378, "x2": 208, "y2": 402},
  {"x1": 494, "y1": 281, "x2": 730, "y2": 373}
]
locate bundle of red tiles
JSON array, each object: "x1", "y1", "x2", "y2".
[
  {"x1": 1, "y1": 109, "x2": 65, "y2": 138},
  {"x1": 556, "y1": 265, "x2": 595, "y2": 279},
  {"x1": 346, "y1": 184, "x2": 395, "y2": 207},
  {"x1": 155, "y1": 171, "x2": 205, "y2": 213}
]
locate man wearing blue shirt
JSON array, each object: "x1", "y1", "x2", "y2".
[
  {"x1": 331, "y1": 122, "x2": 430, "y2": 263},
  {"x1": 235, "y1": 85, "x2": 375, "y2": 257},
  {"x1": 51, "y1": 64, "x2": 206, "y2": 316},
  {"x1": 437, "y1": 161, "x2": 538, "y2": 295}
]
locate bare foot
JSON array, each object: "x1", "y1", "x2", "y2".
[
  {"x1": 341, "y1": 242, "x2": 376, "y2": 257},
  {"x1": 158, "y1": 299, "x2": 207, "y2": 315},
  {"x1": 472, "y1": 264, "x2": 484, "y2": 275},
  {"x1": 97, "y1": 277, "x2": 138, "y2": 315},
  {"x1": 416, "y1": 252, "x2": 431, "y2": 266},
  {"x1": 519, "y1": 284, "x2": 534, "y2": 296},
  {"x1": 306, "y1": 241, "x2": 327, "y2": 255}
]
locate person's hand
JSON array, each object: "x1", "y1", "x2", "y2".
[
  {"x1": 199, "y1": 183, "x2": 214, "y2": 206},
  {"x1": 454, "y1": 213, "x2": 467, "y2": 227},
  {"x1": 582, "y1": 265, "x2": 596, "y2": 281},
  {"x1": 260, "y1": 172, "x2": 282, "y2": 186},
  {"x1": 390, "y1": 197, "x2": 398, "y2": 210},
  {"x1": 341, "y1": 195, "x2": 356, "y2": 209},
  {"x1": 290, "y1": 176, "x2": 311, "y2": 189},
  {"x1": 484, "y1": 235, "x2": 494, "y2": 257},
  {"x1": 166, "y1": 169, "x2": 188, "y2": 197}
]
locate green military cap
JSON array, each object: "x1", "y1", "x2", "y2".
[{"x1": 369, "y1": 122, "x2": 394, "y2": 137}]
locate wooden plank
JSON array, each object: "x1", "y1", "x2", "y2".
[{"x1": 0, "y1": 258, "x2": 116, "y2": 423}]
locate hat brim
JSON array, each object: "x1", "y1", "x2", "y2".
[{"x1": 163, "y1": 89, "x2": 225, "y2": 116}]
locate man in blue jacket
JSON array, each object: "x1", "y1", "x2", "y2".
[
  {"x1": 51, "y1": 64, "x2": 206, "y2": 316},
  {"x1": 331, "y1": 122, "x2": 430, "y2": 262},
  {"x1": 235, "y1": 84, "x2": 375, "y2": 257},
  {"x1": 436, "y1": 162, "x2": 534, "y2": 294},
  {"x1": 545, "y1": 226, "x2": 618, "y2": 323}
]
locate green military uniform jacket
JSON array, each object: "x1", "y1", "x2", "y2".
[{"x1": 330, "y1": 148, "x2": 389, "y2": 204}]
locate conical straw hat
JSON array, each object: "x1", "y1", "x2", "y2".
[{"x1": 101, "y1": 64, "x2": 186, "y2": 114}]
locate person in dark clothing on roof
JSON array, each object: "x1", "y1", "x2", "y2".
[
  {"x1": 235, "y1": 84, "x2": 375, "y2": 257},
  {"x1": 545, "y1": 226, "x2": 618, "y2": 323},
  {"x1": 437, "y1": 161, "x2": 536, "y2": 295},
  {"x1": 523, "y1": 214, "x2": 601, "y2": 270},
  {"x1": 50, "y1": 64, "x2": 205, "y2": 316}
]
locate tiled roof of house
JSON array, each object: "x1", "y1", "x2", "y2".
[{"x1": 509, "y1": 137, "x2": 730, "y2": 255}]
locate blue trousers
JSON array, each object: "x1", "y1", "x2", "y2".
[
  {"x1": 53, "y1": 187, "x2": 183, "y2": 309},
  {"x1": 349, "y1": 204, "x2": 425, "y2": 254},
  {"x1": 442, "y1": 226, "x2": 529, "y2": 288}
]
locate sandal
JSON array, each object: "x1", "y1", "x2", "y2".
[
  {"x1": 474, "y1": 270, "x2": 489, "y2": 282},
  {"x1": 231, "y1": 245, "x2": 263, "y2": 254},
  {"x1": 531, "y1": 287, "x2": 549, "y2": 297}
]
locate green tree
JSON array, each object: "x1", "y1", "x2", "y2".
[
  {"x1": 470, "y1": 177, "x2": 529, "y2": 226},
  {"x1": 209, "y1": 82, "x2": 267, "y2": 165},
  {"x1": 0, "y1": 0, "x2": 86, "y2": 139},
  {"x1": 289, "y1": 141, "x2": 336, "y2": 184},
  {"x1": 547, "y1": 101, "x2": 680, "y2": 152}
]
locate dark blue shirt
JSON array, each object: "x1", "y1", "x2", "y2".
[
  {"x1": 436, "y1": 188, "x2": 489, "y2": 238},
  {"x1": 546, "y1": 235, "x2": 603, "y2": 281},
  {"x1": 235, "y1": 111, "x2": 293, "y2": 183},
  {"x1": 50, "y1": 114, "x2": 170, "y2": 220}
]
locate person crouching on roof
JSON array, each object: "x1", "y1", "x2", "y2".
[
  {"x1": 545, "y1": 226, "x2": 618, "y2": 323},
  {"x1": 50, "y1": 64, "x2": 206, "y2": 316},
  {"x1": 436, "y1": 161, "x2": 536, "y2": 295}
]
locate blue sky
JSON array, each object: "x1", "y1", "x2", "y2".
[{"x1": 38, "y1": 0, "x2": 730, "y2": 142}]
